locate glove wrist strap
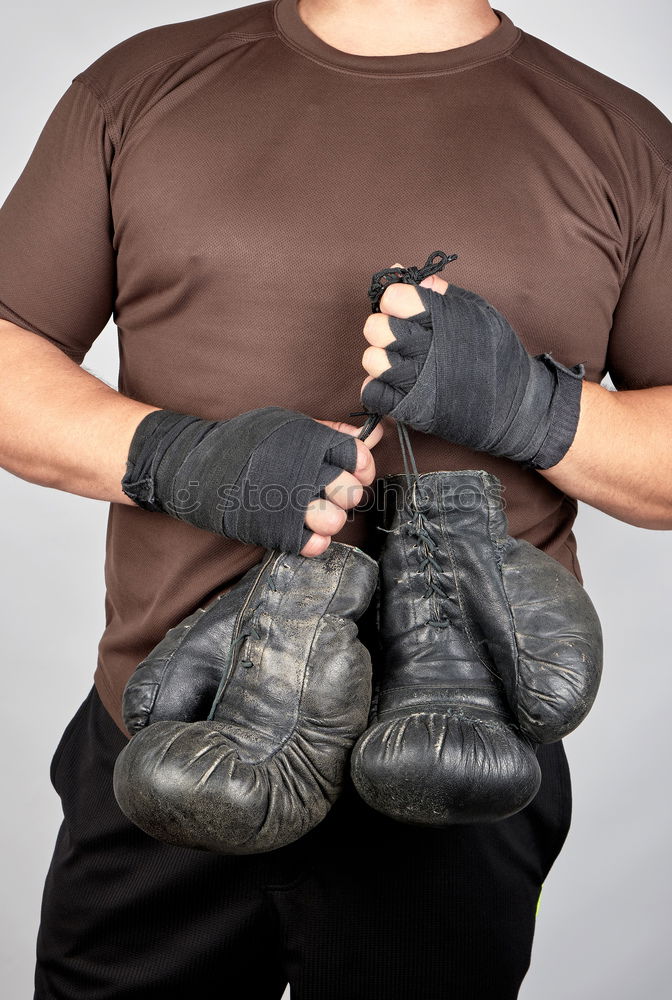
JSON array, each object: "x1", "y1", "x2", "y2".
[{"x1": 527, "y1": 354, "x2": 585, "y2": 470}]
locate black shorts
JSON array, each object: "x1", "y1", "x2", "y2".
[{"x1": 35, "y1": 683, "x2": 572, "y2": 1000}]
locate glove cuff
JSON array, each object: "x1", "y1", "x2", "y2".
[
  {"x1": 121, "y1": 409, "x2": 198, "y2": 512},
  {"x1": 527, "y1": 354, "x2": 585, "y2": 470}
]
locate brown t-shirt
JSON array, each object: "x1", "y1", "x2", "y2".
[{"x1": 1, "y1": 2, "x2": 671, "y2": 735}]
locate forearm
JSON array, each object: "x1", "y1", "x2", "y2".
[
  {"x1": 0, "y1": 320, "x2": 158, "y2": 503},
  {"x1": 541, "y1": 380, "x2": 672, "y2": 529}
]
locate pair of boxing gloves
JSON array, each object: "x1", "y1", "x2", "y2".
[
  {"x1": 114, "y1": 467, "x2": 602, "y2": 853},
  {"x1": 113, "y1": 264, "x2": 602, "y2": 854}
]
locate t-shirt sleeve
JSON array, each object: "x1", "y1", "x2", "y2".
[
  {"x1": 0, "y1": 78, "x2": 115, "y2": 364},
  {"x1": 606, "y1": 166, "x2": 672, "y2": 390}
]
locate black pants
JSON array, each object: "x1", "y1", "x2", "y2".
[{"x1": 35, "y1": 684, "x2": 572, "y2": 999}]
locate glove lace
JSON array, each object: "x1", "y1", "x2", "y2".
[
  {"x1": 206, "y1": 624, "x2": 261, "y2": 720},
  {"x1": 397, "y1": 423, "x2": 458, "y2": 629},
  {"x1": 367, "y1": 250, "x2": 457, "y2": 314}
]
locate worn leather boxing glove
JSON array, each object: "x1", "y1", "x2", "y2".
[
  {"x1": 121, "y1": 405, "x2": 359, "y2": 554},
  {"x1": 361, "y1": 281, "x2": 585, "y2": 469},
  {"x1": 351, "y1": 471, "x2": 602, "y2": 827},
  {"x1": 350, "y1": 472, "x2": 543, "y2": 826},
  {"x1": 113, "y1": 542, "x2": 378, "y2": 854}
]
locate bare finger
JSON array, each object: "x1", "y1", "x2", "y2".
[
  {"x1": 300, "y1": 532, "x2": 331, "y2": 557},
  {"x1": 305, "y1": 497, "x2": 348, "y2": 535},
  {"x1": 362, "y1": 345, "x2": 391, "y2": 378}
]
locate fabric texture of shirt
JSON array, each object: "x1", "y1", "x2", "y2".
[{"x1": 1, "y1": 1, "x2": 671, "y2": 735}]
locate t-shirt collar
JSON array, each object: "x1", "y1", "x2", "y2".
[{"x1": 273, "y1": 0, "x2": 521, "y2": 77}]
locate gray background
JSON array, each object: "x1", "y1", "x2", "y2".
[{"x1": 1, "y1": 2, "x2": 670, "y2": 997}]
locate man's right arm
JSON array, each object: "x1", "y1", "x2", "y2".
[
  {"x1": 0, "y1": 319, "x2": 380, "y2": 556},
  {"x1": 0, "y1": 318, "x2": 155, "y2": 504},
  {"x1": 0, "y1": 80, "x2": 381, "y2": 556}
]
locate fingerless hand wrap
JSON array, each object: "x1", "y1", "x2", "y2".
[
  {"x1": 121, "y1": 406, "x2": 357, "y2": 553},
  {"x1": 362, "y1": 282, "x2": 585, "y2": 469}
]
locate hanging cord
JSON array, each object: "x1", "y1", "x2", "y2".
[
  {"x1": 367, "y1": 250, "x2": 457, "y2": 315},
  {"x1": 358, "y1": 248, "x2": 459, "y2": 494},
  {"x1": 396, "y1": 421, "x2": 421, "y2": 491},
  {"x1": 361, "y1": 250, "x2": 461, "y2": 627}
]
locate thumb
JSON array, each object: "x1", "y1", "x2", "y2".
[
  {"x1": 315, "y1": 418, "x2": 384, "y2": 449},
  {"x1": 419, "y1": 272, "x2": 449, "y2": 294}
]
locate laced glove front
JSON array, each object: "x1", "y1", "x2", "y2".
[
  {"x1": 362, "y1": 281, "x2": 585, "y2": 470},
  {"x1": 350, "y1": 467, "x2": 603, "y2": 826},
  {"x1": 350, "y1": 470, "x2": 543, "y2": 826}
]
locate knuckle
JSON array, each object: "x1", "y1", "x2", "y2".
[
  {"x1": 380, "y1": 281, "x2": 405, "y2": 312},
  {"x1": 363, "y1": 314, "x2": 378, "y2": 337},
  {"x1": 334, "y1": 507, "x2": 348, "y2": 530},
  {"x1": 306, "y1": 535, "x2": 329, "y2": 557},
  {"x1": 362, "y1": 345, "x2": 378, "y2": 370},
  {"x1": 321, "y1": 504, "x2": 346, "y2": 532},
  {"x1": 341, "y1": 481, "x2": 364, "y2": 507},
  {"x1": 363, "y1": 313, "x2": 387, "y2": 342},
  {"x1": 358, "y1": 464, "x2": 374, "y2": 487}
]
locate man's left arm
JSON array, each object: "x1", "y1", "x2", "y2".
[
  {"x1": 539, "y1": 381, "x2": 672, "y2": 529},
  {"x1": 362, "y1": 170, "x2": 672, "y2": 530},
  {"x1": 544, "y1": 166, "x2": 672, "y2": 529}
]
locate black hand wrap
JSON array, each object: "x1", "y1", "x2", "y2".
[
  {"x1": 121, "y1": 406, "x2": 357, "y2": 553},
  {"x1": 362, "y1": 281, "x2": 585, "y2": 469}
]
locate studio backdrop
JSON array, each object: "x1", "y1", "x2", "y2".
[{"x1": 1, "y1": 3, "x2": 670, "y2": 999}]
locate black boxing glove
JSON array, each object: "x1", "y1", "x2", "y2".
[
  {"x1": 121, "y1": 406, "x2": 358, "y2": 553},
  {"x1": 362, "y1": 282, "x2": 585, "y2": 470},
  {"x1": 350, "y1": 472, "x2": 542, "y2": 826},
  {"x1": 350, "y1": 468, "x2": 603, "y2": 826},
  {"x1": 114, "y1": 542, "x2": 378, "y2": 854}
]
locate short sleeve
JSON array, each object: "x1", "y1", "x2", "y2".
[
  {"x1": 0, "y1": 79, "x2": 116, "y2": 364},
  {"x1": 606, "y1": 166, "x2": 672, "y2": 390}
]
